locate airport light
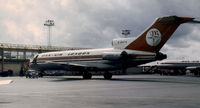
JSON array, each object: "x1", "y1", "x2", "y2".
[
  {"x1": 122, "y1": 30, "x2": 130, "y2": 38},
  {"x1": 44, "y1": 20, "x2": 55, "y2": 47}
]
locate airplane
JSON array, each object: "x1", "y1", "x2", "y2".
[
  {"x1": 30, "y1": 16, "x2": 200, "y2": 79},
  {"x1": 0, "y1": 80, "x2": 13, "y2": 85},
  {"x1": 141, "y1": 60, "x2": 200, "y2": 75}
]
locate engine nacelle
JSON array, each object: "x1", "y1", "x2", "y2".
[
  {"x1": 155, "y1": 52, "x2": 167, "y2": 60},
  {"x1": 102, "y1": 51, "x2": 128, "y2": 60}
]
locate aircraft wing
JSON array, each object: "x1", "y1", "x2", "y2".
[
  {"x1": 44, "y1": 61, "x2": 97, "y2": 71},
  {"x1": 46, "y1": 61, "x2": 89, "y2": 67},
  {"x1": 0, "y1": 80, "x2": 13, "y2": 85},
  {"x1": 186, "y1": 66, "x2": 200, "y2": 70},
  {"x1": 44, "y1": 61, "x2": 115, "y2": 70}
]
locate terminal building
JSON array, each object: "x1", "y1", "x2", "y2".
[{"x1": 0, "y1": 43, "x2": 85, "y2": 75}]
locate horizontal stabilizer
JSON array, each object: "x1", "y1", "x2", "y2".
[{"x1": 188, "y1": 20, "x2": 200, "y2": 23}]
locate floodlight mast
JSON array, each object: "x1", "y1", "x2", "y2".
[
  {"x1": 122, "y1": 30, "x2": 130, "y2": 38},
  {"x1": 44, "y1": 20, "x2": 55, "y2": 47}
]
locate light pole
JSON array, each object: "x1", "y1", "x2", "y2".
[
  {"x1": 122, "y1": 30, "x2": 130, "y2": 38},
  {"x1": 44, "y1": 20, "x2": 55, "y2": 47}
]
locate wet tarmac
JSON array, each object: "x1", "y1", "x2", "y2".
[{"x1": 0, "y1": 75, "x2": 200, "y2": 108}]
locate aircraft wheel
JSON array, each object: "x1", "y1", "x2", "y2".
[
  {"x1": 83, "y1": 72, "x2": 92, "y2": 79},
  {"x1": 122, "y1": 68, "x2": 127, "y2": 74},
  {"x1": 104, "y1": 72, "x2": 112, "y2": 79}
]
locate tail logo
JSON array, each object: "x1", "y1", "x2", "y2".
[{"x1": 146, "y1": 28, "x2": 162, "y2": 46}]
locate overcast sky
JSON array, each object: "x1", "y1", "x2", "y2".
[{"x1": 0, "y1": 0, "x2": 200, "y2": 60}]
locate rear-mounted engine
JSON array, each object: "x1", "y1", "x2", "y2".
[{"x1": 156, "y1": 52, "x2": 167, "y2": 60}]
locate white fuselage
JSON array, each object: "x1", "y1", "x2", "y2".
[
  {"x1": 31, "y1": 47, "x2": 157, "y2": 71},
  {"x1": 37, "y1": 48, "x2": 156, "y2": 62}
]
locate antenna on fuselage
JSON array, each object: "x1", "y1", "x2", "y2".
[{"x1": 122, "y1": 30, "x2": 130, "y2": 38}]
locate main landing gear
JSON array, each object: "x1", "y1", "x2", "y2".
[
  {"x1": 104, "y1": 72, "x2": 112, "y2": 80},
  {"x1": 82, "y1": 71, "x2": 113, "y2": 79},
  {"x1": 82, "y1": 72, "x2": 92, "y2": 79}
]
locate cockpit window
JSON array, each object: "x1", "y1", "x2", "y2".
[{"x1": 32, "y1": 55, "x2": 38, "y2": 64}]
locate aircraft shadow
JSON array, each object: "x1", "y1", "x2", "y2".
[
  {"x1": 49, "y1": 77, "x2": 200, "y2": 84},
  {"x1": 0, "y1": 102, "x2": 12, "y2": 104},
  {"x1": 50, "y1": 77, "x2": 84, "y2": 82},
  {"x1": 110, "y1": 78, "x2": 200, "y2": 84}
]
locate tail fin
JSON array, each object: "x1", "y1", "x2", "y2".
[{"x1": 125, "y1": 16, "x2": 195, "y2": 52}]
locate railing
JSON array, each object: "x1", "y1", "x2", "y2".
[{"x1": 0, "y1": 43, "x2": 87, "y2": 51}]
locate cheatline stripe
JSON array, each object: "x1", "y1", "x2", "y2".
[
  {"x1": 37, "y1": 54, "x2": 155, "y2": 61},
  {"x1": 161, "y1": 62, "x2": 200, "y2": 64}
]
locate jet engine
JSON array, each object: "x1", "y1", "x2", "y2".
[
  {"x1": 155, "y1": 52, "x2": 167, "y2": 60},
  {"x1": 102, "y1": 51, "x2": 128, "y2": 60}
]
